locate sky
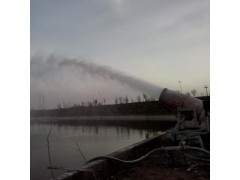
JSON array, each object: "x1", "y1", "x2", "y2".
[{"x1": 31, "y1": 0, "x2": 210, "y2": 109}]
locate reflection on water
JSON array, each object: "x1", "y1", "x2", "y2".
[{"x1": 31, "y1": 123, "x2": 163, "y2": 180}]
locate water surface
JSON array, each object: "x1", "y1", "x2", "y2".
[{"x1": 31, "y1": 123, "x2": 164, "y2": 180}]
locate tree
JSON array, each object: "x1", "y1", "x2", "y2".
[
  {"x1": 143, "y1": 93, "x2": 148, "y2": 102},
  {"x1": 115, "y1": 97, "x2": 119, "y2": 104},
  {"x1": 62, "y1": 101, "x2": 70, "y2": 108},
  {"x1": 176, "y1": 90, "x2": 181, "y2": 94},
  {"x1": 103, "y1": 98, "x2": 106, "y2": 105},
  {"x1": 150, "y1": 97, "x2": 156, "y2": 101},
  {"x1": 93, "y1": 99, "x2": 98, "y2": 106},
  {"x1": 88, "y1": 101, "x2": 93, "y2": 107},
  {"x1": 56, "y1": 103, "x2": 62, "y2": 109},
  {"x1": 125, "y1": 96, "x2": 129, "y2": 104},
  {"x1": 191, "y1": 89, "x2": 197, "y2": 97},
  {"x1": 119, "y1": 97, "x2": 123, "y2": 104},
  {"x1": 185, "y1": 92, "x2": 191, "y2": 96},
  {"x1": 136, "y1": 95, "x2": 141, "y2": 102}
]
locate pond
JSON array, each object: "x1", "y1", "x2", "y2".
[{"x1": 30, "y1": 122, "x2": 169, "y2": 180}]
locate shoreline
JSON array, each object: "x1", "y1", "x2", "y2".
[{"x1": 30, "y1": 115, "x2": 177, "y2": 122}]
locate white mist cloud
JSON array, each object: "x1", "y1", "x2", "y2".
[{"x1": 31, "y1": 55, "x2": 162, "y2": 109}]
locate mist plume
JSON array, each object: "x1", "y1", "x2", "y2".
[
  {"x1": 31, "y1": 55, "x2": 163, "y2": 108},
  {"x1": 58, "y1": 58, "x2": 162, "y2": 97}
]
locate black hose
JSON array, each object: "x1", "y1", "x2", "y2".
[
  {"x1": 86, "y1": 146, "x2": 210, "y2": 164},
  {"x1": 189, "y1": 147, "x2": 210, "y2": 155},
  {"x1": 86, "y1": 147, "x2": 169, "y2": 164}
]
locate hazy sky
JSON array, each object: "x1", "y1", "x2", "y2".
[{"x1": 31, "y1": 0, "x2": 210, "y2": 109}]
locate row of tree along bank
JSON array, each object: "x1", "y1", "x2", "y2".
[
  {"x1": 30, "y1": 101, "x2": 173, "y2": 117},
  {"x1": 31, "y1": 96, "x2": 209, "y2": 117}
]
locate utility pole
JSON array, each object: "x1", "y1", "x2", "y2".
[
  {"x1": 178, "y1": 81, "x2": 182, "y2": 93},
  {"x1": 204, "y1": 85, "x2": 209, "y2": 96},
  {"x1": 42, "y1": 95, "x2": 45, "y2": 109},
  {"x1": 38, "y1": 95, "x2": 41, "y2": 110}
]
